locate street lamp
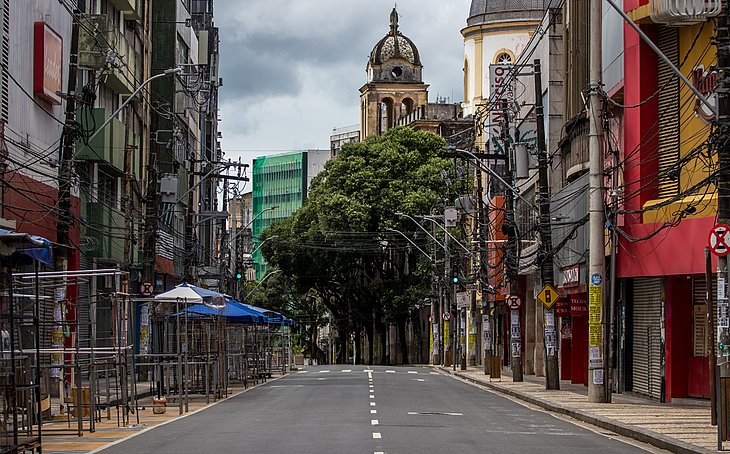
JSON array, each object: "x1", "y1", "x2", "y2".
[
  {"x1": 88, "y1": 67, "x2": 183, "y2": 143},
  {"x1": 384, "y1": 228, "x2": 433, "y2": 262},
  {"x1": 231, "y1": 205, "x2": 279, "y2": 244},
  {"x1": 448, "y1": 147, "x2": 539, "y2": 212},
  {"x1": 243, "y1": 269, "x2": 282, "y2": 301},
  {"x1": 394, "y1": 212, "x2": 445, "y2": 249}
]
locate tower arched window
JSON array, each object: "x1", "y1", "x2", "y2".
[{"x1": 495, "y1": 52, "x2": 513, "y2": 65}]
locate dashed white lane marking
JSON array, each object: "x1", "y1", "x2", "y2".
[
  {"x1": 386, "y1": 370, "x2": 395, "y2": 373},
  {"x1": 319, "y1": 370, "x2": 330, "y2": 373},
  {"x1": 371, "y1": 419, "x2": 379, "y2": 425},
  {"x1": 363, "y1": 369, "x2": 374, "y2": 372},
  {"x1": 297, "y1": 370, "x2": 308, "y2": 374},
  {"x1": 413, "y1": 378, "x2": 425, "y2": 382},
  {"x1": 342, "y1": 369, "x2": 351, "y2": 373},
  {"x1": 429, "y1": 372, "x2": 439, "y2": 375},
  {"x1": 408, "y1": 371, "x2": 418, "y2": 374},
  {"x1": 375, "y1": 452, "x2": 384, "y2": 454},
  {"x1": 370, "y1": 402, "x2": 376, "y2": 406},
  {"x1": 408, "y1": 411, "x2": 463, "y2": 416},
  {"x1": 372, "y1": 433, "x2": 381, "y2": 439},
  {"x1": 371, "y1": 409, "x2": 377, "y2": 414},
  {"x1": 369, "y1": 395, "x2": 375, "y2": 399},
  {"x1": 367, "y1": 370, "x2": 373, "y2": 379},
  {"x1": 318, "y1": 378, "x2": 326, "y2": 381}
]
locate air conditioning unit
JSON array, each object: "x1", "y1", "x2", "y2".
[{"x1": 650, "y1": 0, "x2": 721, "y2": 25}]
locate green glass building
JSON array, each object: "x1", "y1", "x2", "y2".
[{"x1": 251, "y1": 150, "x2": 329, "y2": 279}]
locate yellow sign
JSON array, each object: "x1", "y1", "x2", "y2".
[
  {"x1": 589, "y1": 285, "x2": 602, "y2": 324},
  {"x1": 537, "y1": 284, "x2": 560, "y2": 309}
]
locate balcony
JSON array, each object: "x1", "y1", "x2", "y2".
[
  {"x1": 76, "y1": 108, "x2": 140, "y2": 177},
  {"x1": 84, "y1": 202, "x2": 125, "y2": 262},
  {"x1": 110, "y1": 0, "x2": 142, "y2": 20},
  {"x1": 78, "y1": 14, "x2": 138, "y2": 94},
  {"x1": 650, "y1": 0, "x2": 720, "y2": 25}
]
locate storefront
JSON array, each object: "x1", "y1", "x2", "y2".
[{"x1": 558, "y1": 263, "x2": 588, "y2": 385}]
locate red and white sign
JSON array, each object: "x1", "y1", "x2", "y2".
[
  {"x1": 570, "y1": 297, "x2": 588, "y2": 317},
  {"x1": 442, "y1": 312, "x2": 451, "y2": 321},
  {"x1": 507, "y1": 295, "x2": 521, "y2": 310},
  {"x1": 709, "y1": 223, "x2": 730, "y2": 257},
  {"x1": 140, "y1": 282, "x2": 154, "y2": 297},
  {"x1": 33, "y1": 22, "x2": 63, "y2": 105}
]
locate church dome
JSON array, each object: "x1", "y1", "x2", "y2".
[
  {"x1": 467, "y1": 0, "x2": 546, "y2": 26},
  {"x1": 369, "y1": 8, "x2": 421, "y2": 67}
]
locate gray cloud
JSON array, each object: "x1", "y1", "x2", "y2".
[{"x1": 215, "y1": 0, "x2": 471, "y2": 164}]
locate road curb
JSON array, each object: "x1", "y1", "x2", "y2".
[{"x1": 435, "y1": 367, "x2": 714, "y2": 454}]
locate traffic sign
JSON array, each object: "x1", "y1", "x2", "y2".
[
  {"x1": 140, "y1": 281, "x2": 153, "y2": 297},
  {"x1": 537, "y1": 284, "x2": 560, "y2": 309},
  {"x1": 428, "y1": 314, "x2": 434, "y2": 323},
  {"x1": 507, "y1": 295, "x2": 521, "y2": 310},
  {"x1": 709, "y1": 223, "x2": 730, "y2": 257},
  {"x1": 442, "y1": 312, "x2": 451, "y2": 321}
]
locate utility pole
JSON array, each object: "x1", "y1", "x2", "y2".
[
  {"x1": 142, "y1": 108, "x2": 160, "y2": 288},
  {"x1": 56, "y1": 6, "x2": 81, "y2": 272},
  {"x1": 535, "y1": 59, "x2": 559, "y2": 390},
  {"x1": 477, "y1": 164, "x2": 492, "y2": 375},
  {"x1": 588, "y1": 0, "x2": 608, "y2": 403},
  {"x1": 502, "y1": 100, "x2": 523, "y2": 382}
]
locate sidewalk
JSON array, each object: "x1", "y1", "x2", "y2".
[{"x1": 437, "y1": 365, "x2": 719, "y2": 454}]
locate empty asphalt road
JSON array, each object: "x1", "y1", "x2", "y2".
[{"x1": 98, "y1": 365, "x2": 659, "y2": 454}]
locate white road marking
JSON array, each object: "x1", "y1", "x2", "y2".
[
  {"x1": 429, "y1": 372, "x2": 439, "y2": 375},
  {"x1": 319, "y1": 370, "x2": 330, "y2": 373},
  {"x1": 363, "y1": 369, "x2": 374, "y2": 372},
  {"x1": 371, "y1": 409, "x2": 377, "y2": 414},
  {"x1": 408, "y1": 411, "x2": 463, "y2": 416},
  {"x1": 375, "y1": 452, "x2": 384, "y2": 454},
  {"x1": 370, "y1": 402, "x2": 376, "y2": 406},
  {"x1": 408, "y1": 371, "x2": 418, "y2": 374},
  {"x1": 342, "y1": 369, "x2": 351, "y2": 373},
  {"x1": 369, "y1": 395, "x2": 375, "y2": 399},
  {"x1": 369, "y1": 385, "x2": 374, "y2": 388},
  {"x1": 297, "y1": 370, "x2": 308, "y2": 374},
  {"x1": 372, "y1": 433, "x2": 381, "y2": 439},
  {"x1": 318, "y1": 378, "x2": 326, "y2": 381},
  {"x1": 270, "y1": 385, "x2": 304, "y2": 388},
  {"x1": 386, "y1": 370, "x2": 395, "y2": 373},
  {"x1": 413, "y1": 379, "x2": 425, "y2": 382},
  {"x1": 371, "y1": 419, "x2": 379, "y2": 425},
  {"x1": 367, "y1": 370, "x2": 373, "y2": 379}
]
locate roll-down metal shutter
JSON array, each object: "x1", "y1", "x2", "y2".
[
  {"x1": 657, "y1": 27, "x2": 680, "y2": 199},
  {"x1": 632, "y1": 277, "x2": 663, "y2": 399}
]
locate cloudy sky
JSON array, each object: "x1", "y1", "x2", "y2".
[{"x1": 214, "y1": 0, "x2": 472, "y2": 175}]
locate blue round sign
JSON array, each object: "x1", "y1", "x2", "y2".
[{"x1": 591, "y1": 273, "x2": 603, "y2": 286}]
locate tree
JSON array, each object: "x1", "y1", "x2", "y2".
[{"x1": 262, "y1": 127, "x2": 460, "y2": 364}]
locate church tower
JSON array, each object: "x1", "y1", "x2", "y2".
[
  {"x1": 462, "y1": 0, "x2": 545, "y2": 149},
  {"x1": 360, "y1": 8, "x2": 429, "y2": 139}
]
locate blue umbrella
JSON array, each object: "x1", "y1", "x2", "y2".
[{"x1": 179, "y1": 301, "x2": 266, "y2": 324}]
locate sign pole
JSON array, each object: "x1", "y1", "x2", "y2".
[{"x1": 508, "y1": 296, "x2": 523, "y2": 382}]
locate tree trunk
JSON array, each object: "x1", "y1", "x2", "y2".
[
  {"x1": 397, "y1": 317, "x2": 408, "y2": 365},
  {"x1": 366, "y1": 321, "x2": 374, "y2": 365},
  {"x1": 354, "y1": 325, "x2": 363, "y2": 365}
]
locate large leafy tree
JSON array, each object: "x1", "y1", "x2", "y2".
[{"x1": 262, "y1": 127, "x2": 459, "y2": 364}]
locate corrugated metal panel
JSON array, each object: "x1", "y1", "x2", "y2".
[
  {"x1": 657, "y1": 27, "x2": 679, "y2": 199},
  {"x1": 632, "y1": 277, "x2": 663, "y2": 400}
]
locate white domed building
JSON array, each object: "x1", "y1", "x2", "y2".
[{"x1": 462, "y1": 0, "x2": 546, "y2": 124}]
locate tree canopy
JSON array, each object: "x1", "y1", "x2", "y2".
[{"x1": 260, "y1": 127, "x2": 461, "y2": 364}]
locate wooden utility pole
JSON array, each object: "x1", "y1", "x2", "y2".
[{"x1": 535, "y1": 59, "x2": 559, "y2": 390}]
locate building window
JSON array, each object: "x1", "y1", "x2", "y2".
[{"x1": 493, "y1": 49, "x2": 515, "y2": 65}]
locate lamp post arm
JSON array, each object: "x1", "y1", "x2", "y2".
[
  {"x1": 243, "y1": 269, "x2": 282, "y2": 301},
  {"x1": 87, "y1": 68, "x2": 182, "y2": 143},
  {"x1": 450, "y1": 148, "x2": 539, "y2": 212},
  {"x1": 395, "y1": 213, "x2": 445, "y2": 249},
  {"x1": 385, "y1": 228, "x2": 434, "y2": 262},
  {"x1": 417, "y1": 215, "x2": 476, "y2": 260}
]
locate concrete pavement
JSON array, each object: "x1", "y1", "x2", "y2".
[{"x1": 437, "y1": 365, "x2": 719, "y2": 454}]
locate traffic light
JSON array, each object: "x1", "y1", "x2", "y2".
[
  {"x1": 452, "y1": 273, "x2": 459, "y2": 284},
  {"x1": 235, "y1": 272, "x2": 243, "y2": 280}
]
